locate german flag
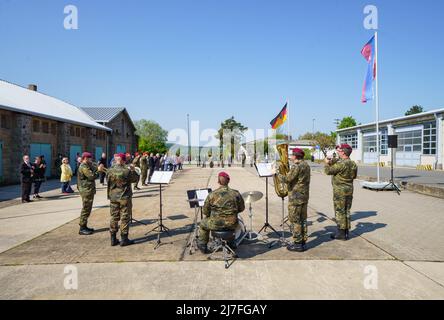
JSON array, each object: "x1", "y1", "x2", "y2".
[{"x1": 270, "y1": 103, "x2": 288, "y2": 129}]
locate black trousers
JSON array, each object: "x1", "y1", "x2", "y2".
[
  {"x1": 33, "y1": 181, "x2": 43, "y2": 195},
  {"x1": 99, "y1": 172, "x2": 106, "y2": 184},
  {"x1": 22, "y1": 182, "x2": 32, "y2": 201}
]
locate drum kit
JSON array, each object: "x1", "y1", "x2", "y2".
[{"x1": 235, "y1": 191, "x2": 264, "y2": 245}]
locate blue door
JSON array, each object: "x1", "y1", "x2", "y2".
[
  {"x1": 30, "y1": 143, "x2": 52, "y2": 177},
  {"x1": 0, "y1": 141, "x2": 3, "y2": 183},
  {"x1": 116, "y1": 144, "x2": 126, "y2": 154},
  {"x1": 69, "y1": 145, "x2": 82, "y2": 172},
  {"x1": 95, "y1": 146, "x2": 103, "y2": 162}
]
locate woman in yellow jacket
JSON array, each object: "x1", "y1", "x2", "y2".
[{"x1": 60, "y1": 157, "x2": 74, "y2": 194}]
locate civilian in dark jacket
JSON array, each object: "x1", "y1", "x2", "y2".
[
  {"x1": 32, "y1": 156, "x2": 46, "y2": 199},
  {"x1": 20, "y1": 155, "x2": 34, "y2": 203},
  {"x1": 148, "y1": 153, "x2": 156, "y2": 182},
  {"x1": 98, "y1": 153, "x2": 108, "y2": 186}
]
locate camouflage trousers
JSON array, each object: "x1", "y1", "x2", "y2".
[
  {"x1": 333, "y1": 193, "x2": 353, "y2": 230},
  {"x1": 79, "y1": 193, "x2": 94, "y2": 227},
  {"x1": 198, "y1": 216, "x2": 237, "y2": 244},
  {"x1": 141, "y1": 168, "x2": 148, "y2": 185},
  {"x1": 110, "y1": 198, "x2": 132, "y2": 236},
  {"x1": 288, "y1": 203, "x2": 308, "y2": 243}
]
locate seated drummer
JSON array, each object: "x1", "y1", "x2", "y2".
[{"x1": 197, "y1": 172, "x2": 245, "y2": 253}]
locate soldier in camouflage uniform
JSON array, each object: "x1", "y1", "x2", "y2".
[
  {"x1": 277, "y1": 148, "x2": 311, "y2": 252},
  {"x1": 132, "y1": 152, "x2": 142, "y2": 190},
  {"x1": 140, "y1": 152, "x2": 149, "y2": 186},
  {"x1": 324, "y1": 143, "x2": 358, "y2": 240},
  {"x1": 106, "y1": 153, "x2": 140, "y2": 246},
  {"x1": 77, "y1": 152, "x2": 104, "y2": 235},
  {"x1": 197, "y1": 172, "x2": 245, "y2": 253}
]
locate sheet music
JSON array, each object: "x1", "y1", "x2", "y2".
[
  {"x1": 150, "y1": 171, "x2": 173, "y2": 184},
  {"x1": 255, "y1": 162, "x2": 274, "y2": 177},
  {"x1": 196, "y1": 189, "x2": 210, "y2": 207}
]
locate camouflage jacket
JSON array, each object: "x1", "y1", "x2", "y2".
[
  {"x1": 140, "y1": 156, "x2": 148, "y2": 169},
  {"x1": 324, "y1": 158, "x2": 358, "y2": 196},
  {"x1": 77, "y1": 162, "x2": 99, "y2": 195},
  {"x1": 132, "y1": 156, "x2": 141, "y2": 167},
  {"x1": 278, "y1": 160, "x2": 311, "y2": 205},
  {"x1": 106, "y1": 164, "x2": 140, "y2": 201},
  {"x1": 202, "y1": 186, "x2": 245, "y2": 224}
]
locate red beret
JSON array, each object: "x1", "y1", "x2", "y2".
[
  {"x1": 114, "y1": 153, "x2": 126, "y2": 161},
  {"x1": 81, "y1": 152, "x2": 92, "y2": 159},
  {"x1": 336, "y1": 144, "x2": 352, "y2": 151},
  {"x1": 291, "y1": 148, "x2": 305, "y2": 157},
  {"x1": 218, "y1": 171, "x2": 230, "y2": 181}
]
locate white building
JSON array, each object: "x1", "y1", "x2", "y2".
[{"x1": 336, "y1": 108, "x2": 444, "y2": 169}]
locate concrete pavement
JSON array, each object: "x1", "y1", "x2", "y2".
[{"x1": 0, "y1": 166, "x2": 443, "y2": 299}]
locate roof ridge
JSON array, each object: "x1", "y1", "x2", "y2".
[{"x1": 0, "y1": 78, "x2": 84, "y2": 111}]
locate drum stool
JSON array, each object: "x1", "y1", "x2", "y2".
[{"x1": 209, "y1": 230, "x2": 237, "y2": 269}]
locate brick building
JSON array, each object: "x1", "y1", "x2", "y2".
[
  {"x1": 0, "y1": 80, "x2": 111, "y2": 185},
  {"x1": 81, "y1": 107, "x2": 138, "y2": 156}
]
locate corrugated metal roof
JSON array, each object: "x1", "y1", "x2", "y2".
[
  {"x1": 0, "y1": 80, "x2": 111, "y2": 131},
  {"x1": 81, "y1": 107, "x2": 125, "y2": 123}
]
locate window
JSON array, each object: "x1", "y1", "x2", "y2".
[
  {"x1": 70, "y1": 126, "x2": 75, "y2": 136},
  {"x1": 81, "y1": 128, "x2": 86, "y2": 138},
  {"x1": 33, "y1": 120, "x2": 40, "y2": 132},
  {"x1": 363, "y1": 131, "x2": 388, "y2": 155},
  {"x1": 423, "y1": 122, "x2": 437, "y2": 155},
  {"x1": 340, "y1": 133, "x2": 358, "y2": 149},
  {"x1": 75, "y1": 127, "x2": 80, "y2": 137},
  {"x1": 41, "y1": 121, "x2": 49, "y2": 134},
  {"x1": 51, "y1": 123, "x2": 57, "y2": 135},
  {"x1": 396, "y1": 130, "x2": 422, "y2": 153},
  {"x1": 1, "y1": 114, "x2": 10, "y2": 129}
]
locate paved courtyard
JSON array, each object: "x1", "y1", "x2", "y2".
[{"x1": 0, "y1": 166, "x2": 443, "y2": 299}]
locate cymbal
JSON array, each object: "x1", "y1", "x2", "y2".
[{"x1": 242, "y1": 191, "x2": 263, "y2": 204}]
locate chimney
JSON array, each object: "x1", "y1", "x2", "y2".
[{"x1": 28, "y1": 84, "x2": 37, "y2": 91}]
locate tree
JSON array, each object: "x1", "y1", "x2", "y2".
[
  {"x1": 134, "y1": 119, "x2": 168, "y2": 154},
  {"x1": 337, "y1": 116, "x2": 357, "y2": 129},
  {"x1": 216, "y1": 117, "x2": 248, "y2": 160},
  {"x1": 299, "y1": 131, "x2": 336, "y2": 157},
  {"x1": 405, "y1": 105, "x2": 424, "y2": 116}
]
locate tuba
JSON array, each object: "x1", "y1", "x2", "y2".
[{"x1": 273, "y1": 144, "x2": 289, "y2": 198}]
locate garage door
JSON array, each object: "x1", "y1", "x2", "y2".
[
  {"x1": 30, "y1": 143, "x2": 52, "y2": 177},
  {"x1": 363, "y1": 151, "x2": 378, "y2": 164},
  {"x1": 396, "y1": 147, "x2": 421, "y2": 167},
  {"x1": 0, "y1": 141, "x2": 3, "y2": 182},
  {"x1": 69, "y1": 145, "x2": 82, "y2": 172}
]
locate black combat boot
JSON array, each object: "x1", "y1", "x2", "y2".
[
  {"x1": 110, "y1": 233, "x2": 120, "y2": 246},
  {"x1": 330, "y1": 228, "x2": 347, "y2": 240},
  {"x1": 344, "y1": 229, "x2": 350, "y2": 240},
  {"x1": 85, "y1": 226, "x2": 95, "y2": 233},
  {"x1": 120, "y1": 234, "x2": 135, "y2": 247},
  {"x1": 287, "y1": 241, "x2": 305, "y2": 252},
  {"x1": 79, "y1": 226, "x2": 93, "y2": 235}
]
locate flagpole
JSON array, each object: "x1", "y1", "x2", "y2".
[
  {"x1": 287, "y1": 99, "x2": 290, "y2": 143},
  {"x1": 375, "y1": 31, "x2": 380, "y2": 183}
]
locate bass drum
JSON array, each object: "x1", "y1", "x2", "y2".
[{"x1": 235, "y1": 218, "x2": 246, "y2": 243}]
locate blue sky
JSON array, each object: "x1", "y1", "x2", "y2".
[{"x1": 0, "y1": 0, "x2": 443, "y2": 141}]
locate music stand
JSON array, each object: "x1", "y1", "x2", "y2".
[
  {"x1": 186, "y1": 188, "x2": 211, "y2": 254},
  {"x1": 254, "y1": 163, "x2": 281, "y2": 242},
  {"x1": 146, "y1": 171, "x2": 173, "y2": 249}
]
